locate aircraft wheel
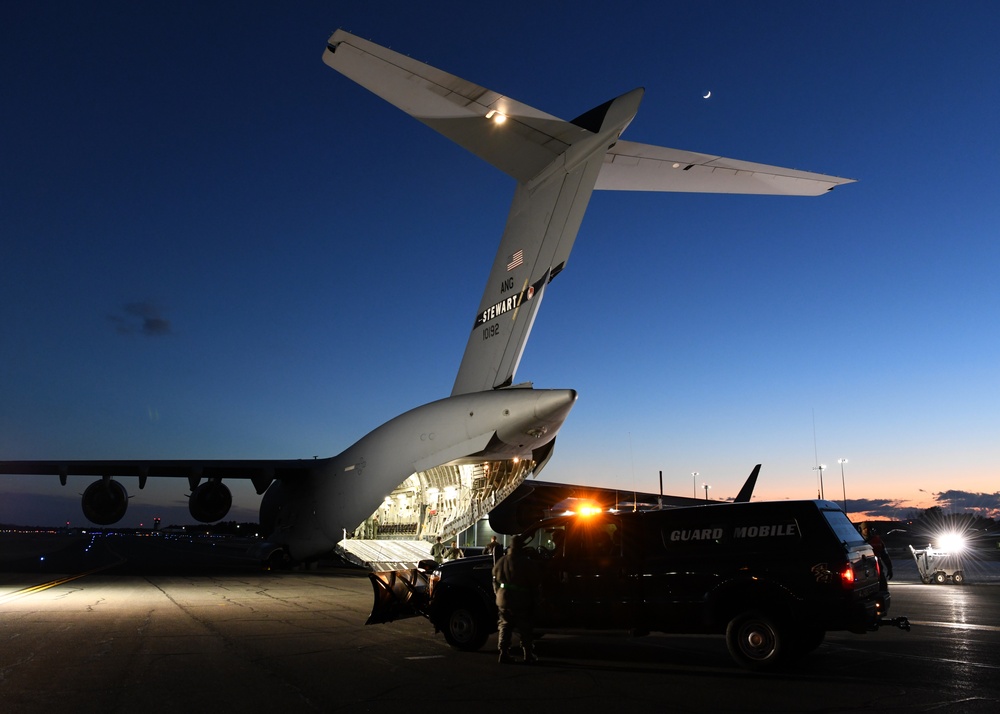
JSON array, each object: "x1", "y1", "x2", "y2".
[
  {"x1": 933, "y1": 572, "x2": 947, "y2": 584},
  {"x1": 263, "y1": 549, "x2": 292, "y2": 571},
  {"x1": 952, "y1": 572, "x2": 965, "y2": 585}
]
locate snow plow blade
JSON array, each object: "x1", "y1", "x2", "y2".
[{"x1": 366, "y1": 568, "x2": 432, "y2": 625}]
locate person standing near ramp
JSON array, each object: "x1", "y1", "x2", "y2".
[
  {"x1": 492, "y1": 534, "x2": 541, "y2": 664},
  {"x1": 430, "y1": 536, "x2": 447, "y2": 564}
]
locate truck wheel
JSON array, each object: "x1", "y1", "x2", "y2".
[
  {"x1": 726, "y1": 611, "x2": 787, "y2": 670},
  {"x1": 441, "y1": 600, "x2": 490, "y2": 651},
  {"x1": 933, "y1": 572, "x2": 947, "y2": 584},
  {"x1": 952, "y1": 572, "x2": 965, "y2": 585}
]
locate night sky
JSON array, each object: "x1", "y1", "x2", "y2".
[{"x1": 3, "y1": 2, "x2": 999, "y2": 526}]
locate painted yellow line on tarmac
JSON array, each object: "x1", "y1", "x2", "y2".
[{"x1": 0, "y1": 564, "x2": 118, "y2": 605}]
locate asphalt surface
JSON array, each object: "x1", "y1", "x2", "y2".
[{"x1": 2, "y1": 533, "x2": 1000, "y2": 713}]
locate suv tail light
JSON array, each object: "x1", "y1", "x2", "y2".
[{"x1": 840, "y1": 563, "x2": 855, "y2": 588}]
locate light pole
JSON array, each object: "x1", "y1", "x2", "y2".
[
  {"x1": 703, "y1": 483, "x2": 711, "y2": 501},
  {"x1": 812, "y1": 464, "x2": 826, "y2": 500},
  {"x1": 692, "y1": 472, "x2": 699, "y2": 499},
  {"x1": 838, "y1": 458, "x2": 848, "y2": 512}
]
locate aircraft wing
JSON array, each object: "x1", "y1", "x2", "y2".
[
  {"x1": 596, "y1": 140, "x2": 855, "y2": 195},
  {"x1": 0, "y1": 459, "x2": 315, "y2": 495},
  {"x1": 489, "y1": 464, "x2": 763, "y2": 533}
]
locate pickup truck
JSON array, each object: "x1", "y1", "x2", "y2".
[{"x1": 367, "y1": 500, "x2": 909, "y2": 669}]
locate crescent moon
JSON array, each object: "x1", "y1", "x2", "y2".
[{"x1": 703, "y1": 90, "x2": 711, "y2": 99}]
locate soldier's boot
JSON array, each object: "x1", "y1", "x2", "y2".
[
  {"x1": 498, "y1": 647, "x2": 515, "y2": 665},
  {"x1": 521, "y1": 643, "x2": 538, "y2": 664}
]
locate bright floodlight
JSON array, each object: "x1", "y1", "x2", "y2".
[{"x1": 937, "y1": 532, "x2": 967, "y2": 552}]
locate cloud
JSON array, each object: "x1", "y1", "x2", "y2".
[
  {"x1": 851, "y1": 491, "x2": 1000, "y2": 521},
  {"x1": 110, "y1": 301, "x2": 172, "y2": 336},
  {"x1": 935, "y1": 490, "x2": 1000, "y2": 519},
  {"x1": 848, "y1": 498, "x2": 911, "y2": 520}
]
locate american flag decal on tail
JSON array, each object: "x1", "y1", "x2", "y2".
[{"x1": 506, "y1": 250, "x2": 523, "y2": 271}]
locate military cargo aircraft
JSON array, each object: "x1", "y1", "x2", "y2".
[{"x1": 0, "y1": 30, "x2": 852, "y2": 563}]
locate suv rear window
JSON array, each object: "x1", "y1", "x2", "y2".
[{"x1": 822, "y1": 508, "x2": 866, "y2": 545}]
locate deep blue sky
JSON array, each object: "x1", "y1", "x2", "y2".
[{"x1": 3, "y1": 2, "x2": 999, "y2": 526}]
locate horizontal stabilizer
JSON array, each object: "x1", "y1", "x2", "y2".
[
  {"x1": 323, "y1": 30, "x2": 590, "y2": 183},
  {"x1": 597, "y1": 140, "x2": 854, "y2": 195}
]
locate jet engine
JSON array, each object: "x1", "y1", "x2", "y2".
[
  {"x1": 188, "y1": 480, "x2": 232, "y2": 523},
  {"x1": 81, "y1": 478, "x2": 128, "y2": 525}
]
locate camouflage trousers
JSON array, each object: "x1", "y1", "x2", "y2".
[{"x1": 497, "y1": 605, "x2": 534, "y2": 651}]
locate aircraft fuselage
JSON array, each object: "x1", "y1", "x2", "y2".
[{"x1": 261, "y1": 387, "x2": 576, "y2": 560}]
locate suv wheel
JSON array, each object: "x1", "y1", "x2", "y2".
[
  {"x1": 441, "y1": 600, "x2": 490, "y2": 651},
  {"x1": 726, "y1": 611, "x2": 787, "y2": 670}
]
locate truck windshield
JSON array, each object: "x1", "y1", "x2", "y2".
[{"x1": 822, "y1": 508, "x2": 866, "y2": 545}]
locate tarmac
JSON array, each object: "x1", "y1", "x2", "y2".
[{"x1": 3, "y1": 532, "x2": 1000, "y2": 713}]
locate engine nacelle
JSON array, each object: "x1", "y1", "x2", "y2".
[
  {"x1": 188, "y1": 480, "x2": 232, "y2": 523},
  {"x1": 81, "y1": 478, "x2": 128, "y2": 525}
]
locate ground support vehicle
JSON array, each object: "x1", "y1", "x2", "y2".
[
  {"x1": 367, "y1": 500, "x2": 910, "y2": 670},
  {"x1": 909, "y1": 545, "x2": 965, "y2": 584}
]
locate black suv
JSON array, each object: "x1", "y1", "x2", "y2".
[{"x1": 368, "y1": 500, "x2": 908, "y2": 669}]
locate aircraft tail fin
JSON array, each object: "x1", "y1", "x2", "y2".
[
  {"x1": 323, "y1": 30, "x2": 852, "y2": 395},
  {"x1": 733, "y1": 464, "x2": 761, "y2": 503},
  {"x1": 449, "y1": 88, "x2": 643, "y2": 394},
  {"x1": 323, "y1": 29, "x2": 643, "y2": 395}
]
